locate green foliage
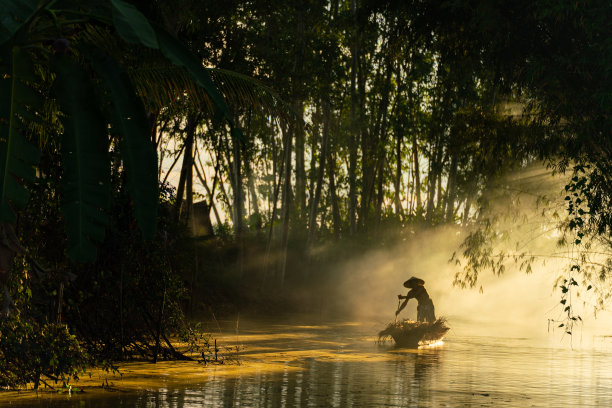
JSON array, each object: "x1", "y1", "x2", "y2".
[
  {"x1": 154, "y1": 27, "x2": 232, "y2": 124},
  {"x1": 61, "y1": 186, "x2": 195, "y2": 360},
  {"x1": 0, "y1": 46, "x2": 41, "y2": 222},
  {"x1": 110, "y1": 0, "x2": 159, "y2": 49},
  {"x1": 83, "y1": 46, "x2": 158, "y2": 238},
  {"x1": 52, "y1": 54, "x2": 111, "y2": 261},
  {"x1": 0, "y1": 0, "x2": 39, "y2": 45},
  {"x1": 0, "y1": 0, "x2": 238, "y2": 261},
  {"x1": 0, "y1": 0, "x2": 243, "y2": 387},
  {"x1": 0, "y1": 315, "x2": 88, "y2": 389},
  {"x1": 8, "y1": 168, "x2": 196, "y2": 366}
]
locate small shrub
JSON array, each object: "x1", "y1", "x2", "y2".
[{"x1": 0, "y1": 315, "x2": 88, "y2": 389}]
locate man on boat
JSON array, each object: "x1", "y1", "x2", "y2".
[{"x1": 395, "y1": 277, "x2": 436, "y2": 323}]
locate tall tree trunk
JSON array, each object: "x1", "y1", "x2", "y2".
[
  {"x1": 245, "y1": 153, "x2": 260, "y2": 230},
  {"x1": 436, "y1": 156, "x2": 444, "y2": 210},
  {"x1": 293, "y1": 0, "x2": 306, "y2": 223},
  {"x1": 185, "y1": 138, "x2": 194, "y2": 226},
  {"x1": 328, "y1": 137, "x2": 341, "y2": 238},
  {"x1": 231, "y1": 129, "x2": 244, "y2": 238},
  {"x1": 307, "y1": 100, "x2": 330, "y2": 244},
  {"x1": 427, "y1": 122, "x2": 446, "y2": 223},
  {"x1": 195, "y1": 148, "x2": 222, "y2": 227},
  {"x1": 426, "y1": 134, "x2": 438, "y2": 221},
  {"x1": 279, "y1": 124, "x2": 293, "y2": 287},
  {"x1": 295, "y1": 102, "x2": 306, "y2": 222},
  {"x1": 270, "y1": 119, "x2": 278, "y2": 221},
  {"x1": 394, "y1": 65, "x2": 408, "y2": 218},
  {"x1": 426, "y1": 66, "x2": 448, "y2": 222},
  {"x1": 175, "y1": 114, "x2": 198, "y2": 220},
  {"x1": 411, "y1": 131, "x2": 421, "y2": 216},
  {"x1": 374, "y1": 157, "x2": 385, "y2": 230},
  {"x1": 374, "y1": 61, "x2": 394, "y2": 227},
  {"x1": 445, "y1": 151, "x2": 458, "y2": 222},
  {"x1": 264, "y1": 125, "x2": 287, "y2": 285},
  {"x1": 394, "y1": 125, "x2": 403, "y2": 216},
  {"x1": 348, "y1": 0, "x2": 359, "y2": 235},
  {"x1": 309, "y1": 103, "x2": 320, "y2": 206},
  {"x1": 220, "y1": 133, "x2": 235, "y2": 215},
  {"x1": 231, "y1": 124, "x2": 245, "y2": 277},
  {"x1": 463, "y1": 194, "x2": 472, "y2": 225},
  {"x1": 217, "y1": 170, "x2": 233, "y2": 219},
  {"x1": 193, "y1": 163, "x2": 216, "y2": 234},
  {"x1": 357, "y1": 44, "x2": 370, "y2": 231}
]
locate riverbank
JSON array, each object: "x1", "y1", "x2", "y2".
[{"x1": 0, "y1": 320, "x2": 384, "y2": 406}]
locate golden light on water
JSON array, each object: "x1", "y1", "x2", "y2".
[
  {"x1": 6, "y1": 319, "x2": 612, "y2": 407},
  {"x1": 423, "y1": 340, "x2": 444, "y2": 348}
]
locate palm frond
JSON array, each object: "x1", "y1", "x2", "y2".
[
  {"x1": 208, "y1": 68, "x2": 295, "y2": 121},
  {"x1": 129, "y1": 64, "x2": 294, "y2": 122},
  {"x1": 77, "y1": 25, "x2": 294, "y2": 121}
]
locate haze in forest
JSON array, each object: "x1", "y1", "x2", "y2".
[{"x1": 325, "y1": 166, "x2": 612, "y2": 346}]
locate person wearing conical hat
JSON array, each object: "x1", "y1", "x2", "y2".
[{"x1": 395, "y1": 277, "x2": 436, "y2": 322}]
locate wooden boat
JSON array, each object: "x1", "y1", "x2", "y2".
[{"x1": 378, "y1": 318, "x2": 449, "y2": 348}]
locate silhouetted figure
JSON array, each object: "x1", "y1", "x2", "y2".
[{"x1": 395, "y1": 277, "x2": 436, "y2": 323}]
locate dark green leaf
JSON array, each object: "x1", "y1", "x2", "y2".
[
  {"x1": 82, "y1": 45, "x2": 157, "y2": 238},
  {"x1": 0, "y1": 46, "x2": 41, "y2": 222},
  {"x1": 154, "y1": 27, "x2": 232, "y2": 124},
  {"x1": 51, "y1": 53, "x2": 110, "y2": 262},
  {"x1": 110, "y1": 0, "x2": 158, "y2": 49},
  {"x1": 0, "y1": 0, "x2": 39, "y2": 45}
]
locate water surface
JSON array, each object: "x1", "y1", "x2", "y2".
[{"x1": 2, "y1": 319, "x2": 612, "y2": 407}]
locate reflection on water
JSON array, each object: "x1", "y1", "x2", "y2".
[{"x1": 3, "y1": 320, "x2": 612, "y2": 407}]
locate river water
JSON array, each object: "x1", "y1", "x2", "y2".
[{"x1": 2, "y1": 319, "x2": 612, "y2": 407}]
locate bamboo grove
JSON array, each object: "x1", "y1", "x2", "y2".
[
  {"x1": 158, "y1": 0, "x2": 612, "y2": 296},
  {"x1": 160, "y1": 0, "x2": 537, "y2": 278},
  {"x1": 164, "y1": 2, "x2": 516, "y2": 234}
]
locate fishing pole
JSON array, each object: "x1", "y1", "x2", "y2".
[{"x1": 394, "y1": 298, "x2": 401, "y2": 323}]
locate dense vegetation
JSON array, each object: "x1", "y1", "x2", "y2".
[{"x1": 1, "y1": 0, "x2": 611, "y2": 388}]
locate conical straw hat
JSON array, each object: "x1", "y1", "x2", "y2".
[{"x1": 403, "y1": 276, "x2": 425, "y2": 288}]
